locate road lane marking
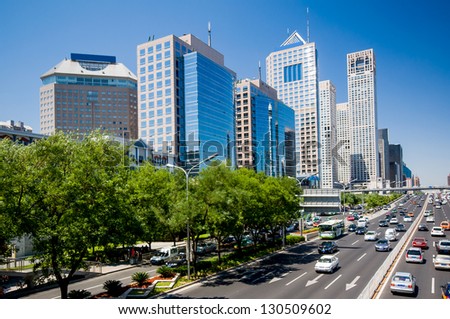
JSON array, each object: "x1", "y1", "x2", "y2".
[
  {"x1": 357, "y1": 253, "x2": 367, "y2": 262},
  {"x1": 346, "y1": 275, "x2": 360, "y2": 291},
  {"x1": 432, "y1": 277, "x2": 435, "y2": 294},
  {"x1": 324, "y1": 274, "x2": 342, "y2": 290},
  {"x1": 286, "y1": 272, "x2": 307, "y2": 286},
  {"x1": 306, "y1": 274, "x2": 324, "y2": 287},
  {"x1": 351, "y1": 240, "x2": 359, "y2": 245}
]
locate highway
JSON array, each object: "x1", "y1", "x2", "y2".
[
  {"x1": 161, "y1": 196, "x2": 428, "y2": 299},
  {"x1": 377, "y1": 196, "x2": 449, "y2": 299}
]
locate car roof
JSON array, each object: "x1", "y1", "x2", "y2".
[
  {"x1": 393, "y1": 271, "x2": 412, "y2": 277},
  {"x1": 407, "y1": 247, "x2": 422, "y2": 251}
]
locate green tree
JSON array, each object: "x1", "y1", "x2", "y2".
[{"x1": 21, "y1": 132, "x2": 134, "y2": 299}]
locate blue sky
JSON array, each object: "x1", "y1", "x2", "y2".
[{"x1": 1, "y1": 0, "x2": 449, "y2": 186}]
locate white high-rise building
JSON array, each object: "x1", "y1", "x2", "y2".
[
  {"x1": 318, "y1": 80, "x2": 337, "y2": 189},
  {"x1": 336, "y1": 102, "x2": 351, "y2": 184},
  {"x1": 347, "y1": 49, "x2": 379, "y2": 187},
  {"x1": 266, "y1": 31, "x2": 319, "y2": 180}
]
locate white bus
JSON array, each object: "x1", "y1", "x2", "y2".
[{"x1": 318, "y1": 220, "x2": 345, "y2": 239}]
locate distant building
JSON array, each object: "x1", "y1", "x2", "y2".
[
  {"x1": 266, "y1": 31, "x2": 320, "y2": 178},
  {"x1": 347, "y1": 49, "x2": 379, "y2": 187},
  {"x1": 413, "y1": 176, "x2": 421, "y2": 187},
  {"x1": 378, "y1": 128, "x2": 390, "y2": 185},
  {"x1": 336, "y1": 103, "x2": 351, "y2": 184},
  {"x1": 235, "y1": 79, "x2": 295, "y2": 177},
  {"x1": 447, "y1": 174, "x2": 450, "y2": 186},
  {"x1": 389, "y1": 144, "x2": 403, "y2": 187},
  {"x1": 0, "y1": 120, "x2": 44, "y2": 144},
  {"x1": 40, "y1": 53, "x2": 138, "y2": 139},
  {"x1": 137, "y1": 34, "x2": 236, "y2": 172},
  {"x1": 318, "y1": 80, "x2": 337, "y2": 189}
]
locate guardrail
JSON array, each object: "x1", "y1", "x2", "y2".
[{"x1": 357, "y1": 196, "x2": 427, "y2": 299}]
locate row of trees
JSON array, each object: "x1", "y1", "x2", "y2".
[
  {"x1": 0, "y1": 132, "x2": 301, "y2": 298},
  {"x1": 342, "y1": 192, "x2": 402, "y2": 209}
]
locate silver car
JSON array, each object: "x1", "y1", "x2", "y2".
[
  {"x1": 314, "y1": 255, "x2": 339, "y2": 273},
  {"x1": 390, "y1": 271, "x2": 416, "y2": 295},
  {"x1": 433, "y1": 254, "x2": 450, "y2": 270}
]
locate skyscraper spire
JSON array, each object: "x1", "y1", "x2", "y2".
[
  {"x1": 306, "y1": 7, "x2": 310, "y2": 43},
  {"x1": 208, "y1": 21, "x2": 212, "y2": 47}
]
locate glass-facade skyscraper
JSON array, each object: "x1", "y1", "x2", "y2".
[
  {"x1": 336, "y1": 102, "x2": 351, "y2": 184},
  {"x1": 266, "y1": 31, "x2": 320, "y2": 179},
  {"x1": 235, "y1": 79, "x2": 295, "y2": 177},
  {"x1": 137, "y1": 34, "x2": 235, "y2": 170}
]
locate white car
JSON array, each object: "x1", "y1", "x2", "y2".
[
  {"x1": 390, "y1": 217, "x2": 399, "y2": 224},
  {"x1": 314, "y1": 255, "x2": 339, "y2": 273},
  {"x1": 431, "y1": 226, "x2": 445, "y2": 237},
  {"x1": 426, "y1": 215, "x2": 435, "y2": 223},
  {"x1": 390, "y1": 272, "x2": 416, "y2": 295},
  {"x1": 364, "y1": 231, "x2": 378, "y2": 241},
  {"x1": 433, "y1": 254, "x2": 450, "y2": 270},
  {"x1": 403, "y1": 216, "x2": 412, "y2": 222}
]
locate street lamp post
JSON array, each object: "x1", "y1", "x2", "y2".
[
  {"x1": 334, "y1": 179, "x2": 357, "y2": 214},
  {"x1": 166, "y1": 152, "x2": 218, "y2": 280}
]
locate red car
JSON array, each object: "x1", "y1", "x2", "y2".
[
  {"x1": 347, "y1": 215, "x2": 355, "y2": 221},
  {"x1": 412, "y1": 237, "x2": 428, "y2": 249}
]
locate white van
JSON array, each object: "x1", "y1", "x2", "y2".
[
  {"x1": 150, "y1": 246, "x2": 186, "y2": 265},
  {"x1": 385, "y1": 228, "x2": 397, "y2": 241}
]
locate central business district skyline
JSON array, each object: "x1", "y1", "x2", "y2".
[{"x1": 23, "y1": 29, "x2": 417, "y2": 190}]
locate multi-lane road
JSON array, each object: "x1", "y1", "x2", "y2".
[
  {"x1": 162, "y1": 194, "x2": 448, "y2": 299},
  {"x1": 22, "y1": 193, "x2": 449, "y2": 299},
  {"x1": 377, "y1": 196, "x2": 450, "y2": 299}
]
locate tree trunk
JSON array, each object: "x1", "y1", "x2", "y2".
[{"x1": 59, "y1": 278, "x2": 70, "y2": 299}]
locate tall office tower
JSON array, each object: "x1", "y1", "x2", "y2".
[
  {"x1": 336, "y1": 102, "x2": 351, "y2": 184},
  {"x1": 347, "y1": 49, "x2": 379, "y2": 187},
  {"x1": 235, "y1": 79, "x2": 296, "y2": 177},
  {"x1": 389, "y1": 144, "x2": 403, "y2": 187},
  {"x1": 447, "y1": 174, "x2": 450, "y2": 186},
  {"x1": 378, "y1": 128, "x2": 390, "y2": 186},
  {"x1": 40, "y1": 53, "x2": 138, "y2": 138},
  {"x1": 266, "y1": 31, "x2": 320, "y2": 179},
  {"x1": 318, "y1": 80, "x2": 337, "y2": 189},
  {"x1": 137, "y1": 34, "x2": 235, "y2": 170}
]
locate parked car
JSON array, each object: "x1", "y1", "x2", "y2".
[
  {"x1": 418, "y1": 224, "x2": 429, "y2": 231},
  {"x1": 364, "y1": 231, "x2": 378, "y2": 241},
  {"x1": 375, "y1": 239, "x2": 391, "y2": 252},
  {"x1": 165, "y1": 254, "x2": 187, "y2": 268},
  {"x1": 412, "y1": 237, "x2": 428, "y2": 249},
  {"x1": 433, "y1": 254, "x2": 450, "y2": 270},
  {"x1": 405, "y1": 247, "x2": 424, "y2": 263},
  {"x1": 436, "y1": 240, "x2": 450, "y2": 254},
  {"x1": 196, "y1": 242, "x2": 217, "y2": 255},
  {"x1": 390, "y1": 272, "x2": 416, "y2": 295},
  {"x1": 431, "y1": 227, "x2": 445, "y2": 237},
  {"x1": 314, "y1": 255, "x2": 339, "y2": 273},
  {"x1": 395, "y1": 223, "x2": 406, "y2": 232},
  {"x1": 318, "y1": 241, "x2": 338, "y2": 254}
]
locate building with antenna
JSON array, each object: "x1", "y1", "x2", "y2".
[
  {"x1": 40, "y1": 53, "x2": 138, "y2": 138},
  {"x1": 266, "y1": 31, "x2": 320, "y2": 181},
  {"x1": 137, "y1": 33, "x2": 236, "y2": 171},
  {"x1": 234, "y1": 78, "x2": 295, "y2": 177}
]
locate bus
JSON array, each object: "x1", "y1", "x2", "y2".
[{"x1": 318, "y1": 220, "x2": 345, "y2": 239}]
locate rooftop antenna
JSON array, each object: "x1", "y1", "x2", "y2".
[
  {"x1": 306, "y1": 7, "x2": 310, "y2": 43},
  {"x1": 258, "y1": 60, "x2": 261, "y2": 80},
  {"x1": 208, "y1": 21, "x2": 212, "y2": 47}
]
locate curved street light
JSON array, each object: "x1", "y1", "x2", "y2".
[{"x1": 166, "y1": 152, "x2": 218, "y2": 280}]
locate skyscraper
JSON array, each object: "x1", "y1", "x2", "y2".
[
  {"x1": 137, "y1": 34, "x2": 235, "y2": 170},
  {"x1": 40, "y1": 53, "x2": 138, "y2": 138},
  {"x1": 336, "y1": 102, "x2": 351, "y2": 184},
  {"x1": 389, "y1": 144, "x2": 403, "y2": 187},
  {"x1": 235, "y1": 79, "x2": 295, "y2": 177},
  {"x1": 347, "y1": 49, "x2": 379, "y2": 187},
  {"x1": 318, "y1": 80, "x2": 337, "y2": 189},
  {"x1": 266, "y1": 31, "x2": 319, "y2": 179}
]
